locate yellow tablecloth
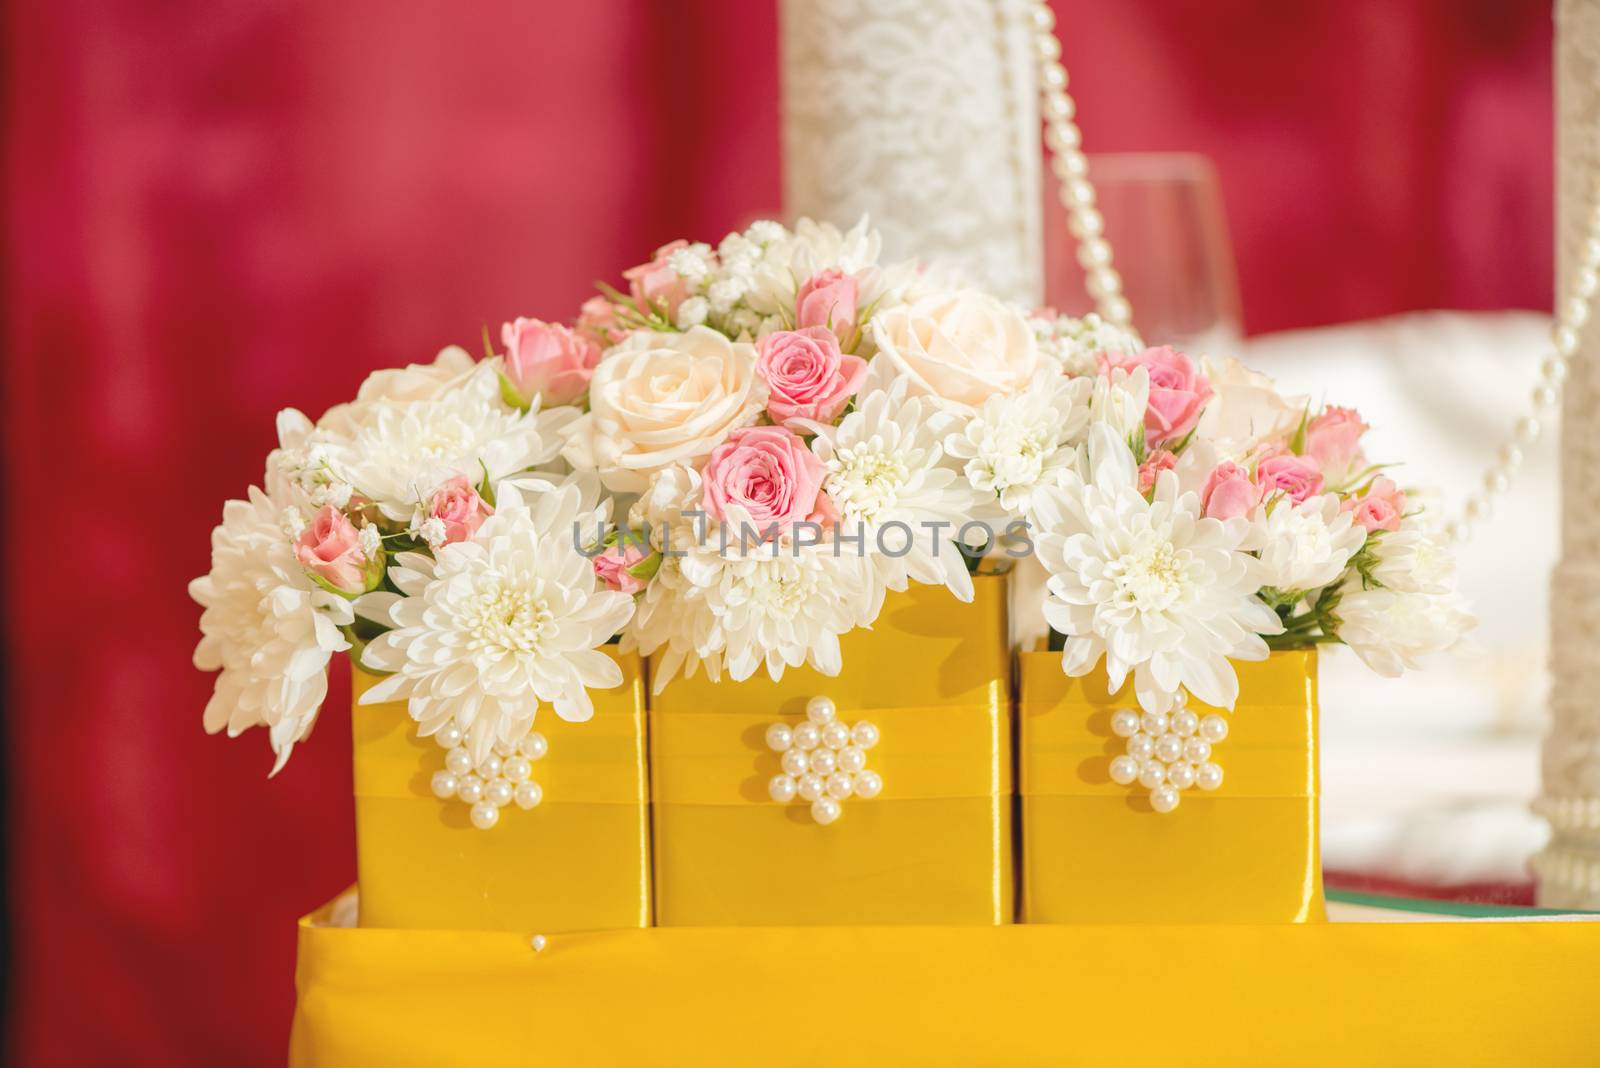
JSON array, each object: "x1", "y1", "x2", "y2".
[{"x1": 291, "y1": 890, "x2": 1600, "y2": 1067}]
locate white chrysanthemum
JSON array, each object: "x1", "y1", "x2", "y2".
[
  {"x1": 358, "y1": 480, "x2": 635, "y2": 764},
  {"x1": 190, "y1": 486, "x2": 353, "y2": 774},
  {"x1": 1088, "y1": 365, "x2": 1150, "y2": 451},
  {"x1": 319, "y1": 345, "x2": 479, "y2": 436},
  {"x1": 631, "y1": 541, "x2": 878, "y2": 694},
  {"x1": 1030, "y1": 312, "x2": 1143, "y2": 377},
  {"x1": 1034, "y1": 424, "x2": 1284, "y2": 713},
  {"x1": 1330, "y1": 524, "x2": 1474, "y2": 676},
  {"x1": 740, "y1": 216, "x2": 923, "y2": 328},
  {"x1": 1251, "y1": 494, "x2": 1367, "y2": 593},
  {"x1": 336, "y1": 363, "x2": 575, "y2": 521},
  {"x1": 809, "y1": 385, "x2": 994, "y2": 601},
  {"x1": 945, "y1": 370, "x2": 1093, "y2": 519}
]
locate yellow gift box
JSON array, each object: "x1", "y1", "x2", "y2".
[
  {"x1": 649, "y1": 574, "x2": 1013, "y2": 926},
  {"x1": 1019, "y1": 648, "x2": 1324, "y2": 923},
  {"x1": 350, "y1": 646, "x2": 650, "y2": 932}
]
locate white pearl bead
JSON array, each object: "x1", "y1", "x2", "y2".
[
  {"x1": 445, "y1": 747, "x2": 474, "y2": 777},
  {"x1": 1183, "y1": 739, "x2": 1212, "y2": 764},
  {"x1": 520, "y1": 732, "x2": 548, "y2": 761},
  {"x1": 434, "y1": 723, "x2": 464, "y2": 749},
  {"x1": 1543, "y1": 356, "x2": 1571, "y2": 384},
  {"x1": 1555, "y1": 324, "x2": 1580, "y2": 356},
  {"x1": 1171, "y1": 710, "x2": 1199, "y2": 737},
  {"x1": 486, "y1": 778, "x2": 515, "y2": 808},
  {"x1": 781, "y1": 748, "x2": 810, "y2": 778},
  {"x1": 808, "y1": 748, "x2": 837, "y2": 776},
  {"x1": 1088, "y1": 267, "x2": 1122, "y2": 299},
  {"x1": 1103, "y1": 295, "x2": 1132, "y2": 326},
  {"x1": 838, "y1": 746, "x2": 867, "y2": 773},
  {"x1": 1154, "y1": 735, "x2": 1184, "y2": 763},
  {"x1": 1042, "y1": 65, "x2": 1067, "y2": 91},
  {"x1": 1109, "y1": 755, "x2": 1139, "y2": 785},
  {"x1": 805, "y1": 695, "x2": 837, "y2": 725},
  {"x1": 821, "y1": 722, "x2": 851, "y2": 750},
  {"x1": 504, "y1": 756, "x2": 532, "y2": 783},
  {"x1": 479, "y1": 755, "x2": 503, "y2": 780},
  {"x1": 852, "y1": 770, "x2": 883, "y2": 799},
  {"x1": 1138, "y1": 762, "x2": 1166, "y2": 790},
  {"x1": 1500, "y1": 443, "x2": 1524, "y2": 469},
  {"x1": 1515, "y1": 416, "x2": 1542, "y2": 444},
  {"x1": 765, "y1": 723, "x2": 793, "y2": 752},
  {"x1": 469, "y1": 801, "x2": 500, "y2": 830},
  {"x1": 1199, "y1": 714, "x2": 1229, "y2": 743},
  {"x1": 826, "y1": 772, "x2": 854, "y2": 800},
  {"x1": 515, "y1": 781, "x2": 543, "y2": 809},
  {"x1": 1464, "y1": 496, "x2": 1490, "y2": 522},
  {"x1": 768, "y1": 774, "x2": 797, "y2": 803},
  {"x1": 811, "y1": 797, "x2": 842, "y2": 825},
  {"x1": 1532, "y1": 384, "x2": 1560, "y2": 411},
  {"x1": 1140, "y1": 711, "x2": 1169, "y2": 736},
  {"x1": 1483, "y1": 469, "x2": 1509, "y2": 496},
  {"x1": 1150, "y1": 785, "x2": 1181, "y2": 814},
  {"x1": 1035, "y1": 32, "x2": 1061, "y2": 60},
  {"x1": 793, "y1": 723, "x2": 821, "y2": 751},
  {"x1": 457, "y1": 774, "x2": 484, "y2": 805},
  {"x1": 430, "y1": 771, "x2": 458, "y2": 800},
  {"x1": 1578, "y1": 268, "x2": 1600, "y2": 299},
  {"x1": 1110, "y1": 710, "x2": 1140, "y2": 738},
  {"x1": 797, "y1": 774, "x2": 825, "y2": 802},
  {"x1": 851, "y1": 721, "x2": 879, "y2": 749},
  {"x1": 1567, "y1": 296, "x2": 1590, "y2": 328},
  {"x1": 1166, "y1": 762, "x2": 1196, "y2": 790},
  {"x1": 1196, "y1": 762, "x2": 1224, "y2": 791},
  {"x1": 1126, "y1": 733, "x2": 1155, "y2": 761}
]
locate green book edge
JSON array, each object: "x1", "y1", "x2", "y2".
[{"x1": 1327, "y1": 888, "x2": 1597, "y2": 918}]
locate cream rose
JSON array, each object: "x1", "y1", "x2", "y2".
[
  {"x1": 865, "y1": 289, "x2": 1040, "y2": 408},
  {"x1": 1196, "y1": 356, "x2": 1307, "y2": 457},
  {"x1": 562, "y1": 326, "x2": 766, "y2": 492}
]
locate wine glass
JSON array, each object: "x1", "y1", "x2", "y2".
[{"x1": 1044, "y1": 152, "x2": 1243, "y2": 352}]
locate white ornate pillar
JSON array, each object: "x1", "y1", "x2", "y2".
[
  {"x1": 1540, "y1": 0, "x2": 1600, "y2": 908},
  {"x1": 779, "y1": 0, "x2": 1044, "y2": 306}
]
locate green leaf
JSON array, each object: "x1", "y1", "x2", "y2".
[
  {"x1": 625, "y1": 552, "x2": 663, "y2": 583},
  {"x1": 497, "y1": 370, "x2": 531, "y2": 413}
]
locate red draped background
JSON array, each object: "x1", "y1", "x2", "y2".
[{"x1": 1, "y1": 1, "x2": 1552, "y2": 1063}]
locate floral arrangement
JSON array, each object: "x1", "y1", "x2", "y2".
[{"x1": 191, "y1": 216, "x2": 1472, "y2": 775}]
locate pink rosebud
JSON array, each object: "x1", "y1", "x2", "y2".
[
  {"x1": 623, "y1": 239, "x2": 692, "y2": 318},
  {"x1": 794, "y1": 269, "x2": 860, "y2": 341},
  {"x1": 1256, "y1": 452, "x2": 1325, "y2": 504},
  {"x1": 1343, "y1": 476, "x2": 1406, "y2": 533},
  {"x1": 701, "y1": 425, "x2": 832, "y2": 535},
  {"x1": 501, "y1": 317, "x2": 602, "y2": 407},
  {"x1": 1306, "y1": 406, "x2": 1368, "y2": 476},
  {"x1": 593, "y1": 540, "x2": 650, "y2": 595},
  {"x1": 754, "y1": 327, "x2": 867, "y2": 429},
  {"x1": 1200, "y1": 461, "x2": 1262, "y2": 520},
  {"x1": 295, "y1": 505, "x2": 369, "y2": 593},
  {"x1": 1101, "y1": 346, "x2": 1213, "y2": 446},
  {"x1": 429, "y1": 476, "x2": 493, "y2": 546},
  {"x1": 1137, "y1": 449, "x2": 1177, "y2": 495},
  {"x1": 577, "y1": 296, "x2": 629, "y2": 347}
]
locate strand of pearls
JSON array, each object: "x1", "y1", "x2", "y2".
[
  {"x1": 1028, "y1": 0, "x2": 1595, "y2": 546},
  {"x1": 1028, "y1": 1, "x2": 1132, "y2": 331},
  {"x1": 1438, "y1": 201, "x2": 1599, "y2": 544}
]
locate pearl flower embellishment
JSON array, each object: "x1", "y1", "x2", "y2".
[
  {"x1": 1107, "y1": 692, "x2": 1227, "y2": 813},
  {"x1": 428, "y1": 723, "x2": 548, "y2": 830},
  {"x1": 765, "y1": 696, "x2": 882, "y2": 825}
]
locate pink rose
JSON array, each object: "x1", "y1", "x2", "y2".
[
  {"x1": 577, "y1": 296, "x2": 628, "y2": 347},
  {"x1": 429, "y1": 476, "x2": 493, "y2": 546},
  {"x1": 1306, "y1": 406, "x2": 1368, "y2": 475},
  {"x1": 593, "y1": 541, "x2": 650, "y2": 595},
  {"x1": 701, "y1": 425, "x2": 832, "y2": 534},
  {"x1": 1200, "y1": 462, "x2": 1262, "y2": 520},
  {"x1": 1137, "y1": 449, "x2": 1176, "y2": 495},
  {"x1": 754, "y1": 327, "x2": 867, "y2": 429},
  {"x1": 795, "y1": 269, "x2": 860, "y2": 341},
  {"x1": 1101, "y1": 346, "x2": 1213, "y2": 446},
  {"x1": 1256, "y1": 452, "x2": 1325, "y2": 504},
  {"x1": 500, "y1": 317, "x2": 602, "y2": 407},
  {"x1": 623, "y1": 239, "x2": 692, "y2": 318},
  {"x1": 1344, "y1": 476, "x2": 1406, "y2": 533},
  {"x1": 294, "y1": 505, "x2": 369, "y2": 593}
]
